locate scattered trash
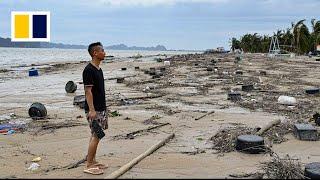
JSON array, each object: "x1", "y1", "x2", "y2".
[
  {"x1": 210, "y1": 125, "x2": 255, "y2": 153},
  {"x1": 242, "y1": 84, "x2": 254, "y2": 92},
  {"x1": 164, "y1": 61, "x2": 170, "y2": 66},
  {"x1": 312, "y1": 112, "x2": 320, "y2": 126},
  {"x1": 9, "y1": 113, "x2": 16, "y2": 118},
  {"x1": 235, "y1": 70, "x2": 243, "y2": 75},
  {"x1": 293, "y1": 123, "x2": 318, "y2": 141},
  {"x1": 235, "y1": 135, "x2": 265, "y2": 154},
  {"x1": 305, "y1": 162, "x2": 320, "y2": 179},
  {"x1": 27, "y1": 163, "x2": 40, "y2": 171},
  {"x1": 0, "y1": 114, "x2": 11, "y2": 121},
  {"x1": 228, "y1": 92, "x2": 241, "y2": 101},
  {"x1": 152, "y1": 74, "x2": 161, "y2": 79},
  {"x1": 32, "y1": 157, "x2": 42, "y2": 162},
  {"x1": 7, "y1": 129, "x2": 15, "y2": 135},
  {"x1": 109, "y1": 111, "x2": 121, "y2": 117},
  {"x1": 305, "y1": 88, "x2": 320, "y2": 94},
  {"x1": 260, "y1": 153, "x2": 305, "y2": 179},
  {"x1": 277, "y1": 96, "x2": 297, "y2": 105},
  {"x1": 73, "y1": 95, "x2": 85, "y2": 109},
  {"x1": 155, "y1": 58, "x2": 163, "y2": 62},
  {"x1": 28, "y1": 102, "x2": 47, "y2": 119},
  {"x1": 120, "y1": 99, "x2": 138, "y2": 106},
  {"x1": 65, "y1": 81, "x2": 77, "y2": 93},
  {"x1": 0, "y1": 124, "x2": 13, "y2": 130},
  {"x1": 260, "y1": 70, "x2": 267, "y2": 76},
  {"x1": 116, "y1": 77, "x2": 125, "y2": 83},
  {"x1": 143, "y1": 86, "x2": 150, "y2": 92},
  {"x1": 28, "y1": 68, "x2": 39, "y2": 77}
]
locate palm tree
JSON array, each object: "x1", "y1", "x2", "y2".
[
  {"x1": 230, "y1": 37, "x2": 241, "y2": 51},
  {"x1": 293, "y1": 19, "x2": 311, "y2": 54},
  {"x1": 311, "y1": 19, "x2": 320, "y2": 52}
]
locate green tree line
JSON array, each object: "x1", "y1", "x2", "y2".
[{"x1": 230, "y1": 19, "x2": 320, "y2": 55}]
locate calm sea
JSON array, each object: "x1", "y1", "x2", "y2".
[{"x1": 0, "y1": 47, "x2": 200, "y2": 69}]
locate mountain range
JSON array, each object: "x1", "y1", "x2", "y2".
[{"x1": 0, "y1": 37, "x2": 167, "y2": 51}]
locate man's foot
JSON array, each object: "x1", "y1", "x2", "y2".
[
  {"x1": 83, "y1": 167, "x2": 104, "y2": 175},
  {"x1": 93, "y1": 162, "x2": 108, "y2": 169}
]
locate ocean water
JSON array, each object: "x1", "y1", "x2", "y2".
[{"x1": 0, "y1": 47, "x2": 200, "y2": 69}]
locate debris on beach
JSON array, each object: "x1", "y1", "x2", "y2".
[
  {"x1": 209, "y1": 125, "x2": 256, "y2": 153},
  {"x1": 259, "y1": 153, "x2": 305, "y2": 179},
  {"x1": 27, "y1": 163, "x2": 40, "y2": 171},
  {"x1": 263, "y1": 122, "x2": 294, "y2": 144},
  {"x1": 28, "y1": 120, "x2": 87, "y2": 135},
  {"x1": 31, "y1": 157, "x2": 42, "y2": 162},
  {"x1": 143, "y1": 115, "x2": 161, "y2": 125},
  {"x1": 109, "y1": 110, "x2": 121, "y2": 117},
  {"x1": 28, "y1": 102, "x2": 47, "y2": 120},
  {"x1": 65, "y1": 81, "x2": 77, "y2": 93}
]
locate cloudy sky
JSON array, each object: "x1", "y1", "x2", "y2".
[{"x1": 0, "y1": 0, "x2": 319, "y2": 50}]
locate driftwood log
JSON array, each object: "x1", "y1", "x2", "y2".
[{"x1": 256, "y1": 119, "x2": 281, "y2": 136}]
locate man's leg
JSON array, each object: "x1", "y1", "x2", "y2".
[{"x1": 86, "y1": 134, "x2": 100, "y2": 167}]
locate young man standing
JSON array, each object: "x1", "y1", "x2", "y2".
[{"x1": 82, "y1": 42, "x2": 108, "y2": 175}]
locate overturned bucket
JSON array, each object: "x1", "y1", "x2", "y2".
[
  {"x1": 117, "y1": 77, "x2": 125, "y2": 83},
  {"x1": 65, "y1": 81, "x2": 77, "y2": 93},
  {"x1": 305, "y1": 88, "x2": 320, "y2": 94},
  {"x1": 235, "y1": 135, "x2": 265, "y2": 154},
  {"x1": 28, "y1": 102, "x2": 47, "y2": 119},
  {"x1": 260, "y1": 70, "x2": 267, "y2": 76},
  {"x1": 207, "y1": 67, "x2": 213, "y2": 71},
  {"x1": 28, "y1": 68, "x2": 39, "y2": 77},
  {"x1": 242, "y1": 84, "x2": 254, "y2": 92},
  {"x1": 228, "y1": 92, "x2": 241, "y2": 101},
  {"x1": 235, "y1": 70, "x2": 243, "y2": 75}
]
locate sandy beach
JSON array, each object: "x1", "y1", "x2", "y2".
[{"x1": 1, "y1": 52, "x2": 320, "y2": 178}]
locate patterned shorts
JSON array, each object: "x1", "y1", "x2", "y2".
[{"x1": 85, "y1": 111, "x2": 108, "y2": 134}]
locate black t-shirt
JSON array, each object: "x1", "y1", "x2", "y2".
[{"x1": 82, "y1": 63, "x2": 106, "y2": 112}]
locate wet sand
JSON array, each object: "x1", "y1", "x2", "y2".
[{"x1": 1, "y1": 53, "x2": 320, "y2": 178}]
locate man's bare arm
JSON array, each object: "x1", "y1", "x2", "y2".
[{"x1": 85, "y1": 86, "x2": 96, "y2": 120}]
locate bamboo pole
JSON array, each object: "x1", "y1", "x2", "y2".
[{"x1": 105, "y1": 133, "x2": 175, "y2": 179}]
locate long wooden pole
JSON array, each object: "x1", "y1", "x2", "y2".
[
  {"x1": 195, "y1": 110, "x2": 215, "y2": 121},
  {"x1": 256, "y1": 119, "x2": 281, "y2": 135},
  {"x1": 105, "y1": 133, "x2": 175, "y2": 179}
]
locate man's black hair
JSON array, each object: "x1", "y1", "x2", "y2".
[{"x1": 88, "y1": 42, "x2": 103, "y2": 57}]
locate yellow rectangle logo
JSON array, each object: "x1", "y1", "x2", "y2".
[{"x1": 14, "y1": 14, "x2": 29, "y2": 38}]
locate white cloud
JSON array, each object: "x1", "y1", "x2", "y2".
[{"x1": 98, "y1": 0, "x2": 228, "y2": 7}]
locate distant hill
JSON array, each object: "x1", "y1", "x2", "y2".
[
  {"x1": 105, "y1": 44, "x2": 167, "y2": 51},
  {"x1": 0, "y1": 37, "x2": 86, "y2": 49},
  {"x1": 0, "y1": 37, "x2": 167, "y2": 51}
]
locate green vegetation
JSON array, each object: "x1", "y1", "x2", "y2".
[{"x1": 230, "y1": 19, "x2": 320, "y2": 55}]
